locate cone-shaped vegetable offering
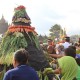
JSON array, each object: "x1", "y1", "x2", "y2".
[{"x1": 0, "y1": 5, "x2": 50, "y2": 71}]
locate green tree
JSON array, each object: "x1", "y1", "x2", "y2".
[{"x1": 49, "y1": 24, "x2": 63, "y2": 41}]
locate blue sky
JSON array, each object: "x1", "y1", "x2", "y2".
[{"x1": 0, "y1": 0, "x2": 80, "y2": 36}]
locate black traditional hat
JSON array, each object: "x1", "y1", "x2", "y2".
[
  {"x1": 65, "y1": 36, "x2": 70, "y2": 41},
  {"x1": 48, "y1": 39, "x2": 52, "y2": 42}
]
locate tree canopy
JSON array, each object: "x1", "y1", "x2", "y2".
[{"x1": 49, "y1": 24, "x2": 63, "y2": 41}]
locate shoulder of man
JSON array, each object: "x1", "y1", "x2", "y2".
[{"x1": 3, "y1": 68, "x2": 16, "y2": 80}]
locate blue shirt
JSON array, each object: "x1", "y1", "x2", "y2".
[
  {"x1": 76, "y1": 54, "x2": 80, "y2": 58},
  {"x1": 3, "y1": 65, "x2": 39, "y2": 80}
]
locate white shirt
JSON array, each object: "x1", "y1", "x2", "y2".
[{"x1": 62, "y1": 42, "x2": 71, "y2": 49}]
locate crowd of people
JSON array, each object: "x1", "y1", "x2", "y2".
[
  {"x1": 3, "y1": 36, "x2": 80, "y2": 80},
  {"x1": 41, "y1": 37, "x2": 80, "y2": 80}
]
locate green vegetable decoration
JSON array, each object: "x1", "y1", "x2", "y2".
[
  {"x1": 12, "y1": 5, "x2": 31, "y2": 24},
  {"x1": 43, "y1": 68, "x2": 54, "y2": 75},
  {"x1": 0, "y1": 5, "x2": 50, "y2": 72},
  {"x1": 0, "y1": 5, "x2": 56, "y2": 80}
]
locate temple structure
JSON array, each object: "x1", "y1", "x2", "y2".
[{"x1": 0, "y1": 15, "x2": 8, "y2": 34}]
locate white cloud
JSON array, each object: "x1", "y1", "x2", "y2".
[{"x1": 0, "y1": 0, "x2": 80, "y2": 35}]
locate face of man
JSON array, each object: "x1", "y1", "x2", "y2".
[
  {"x1": 12, "y1": 56, "x2": 19, "y2": 68},
  {"x1": 48, "y1": 41, "x2": 52, "y2": 45}
]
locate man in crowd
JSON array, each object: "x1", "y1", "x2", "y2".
[
  {"x1": 3, "y1": 49, "x2": 39, "y2": 80},
  {"x1": 47, "y1": 39, "x2": 56, "y2": 54},
  {"x1": 62, "y1": 37, "x2": 71, "y2": 49}
]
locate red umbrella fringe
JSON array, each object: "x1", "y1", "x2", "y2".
[{"x1": 8, "y1": 25, "x2": 38, "y2": 35}]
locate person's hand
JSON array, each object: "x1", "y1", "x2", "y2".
[{"x1": 50, "y1": 59, "x2": 57, "y2": 63}]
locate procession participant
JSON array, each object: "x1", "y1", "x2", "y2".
[
  {"x1": 62, "y1": 37, "x2": 71, "y2": 49},
  {"x1": 3, "y1": 49, "x2": 39, "y2": 80}
]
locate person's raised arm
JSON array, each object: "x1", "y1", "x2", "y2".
[{"x1": 49, "y1": 54, "x2": 63, "y2": 58}]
